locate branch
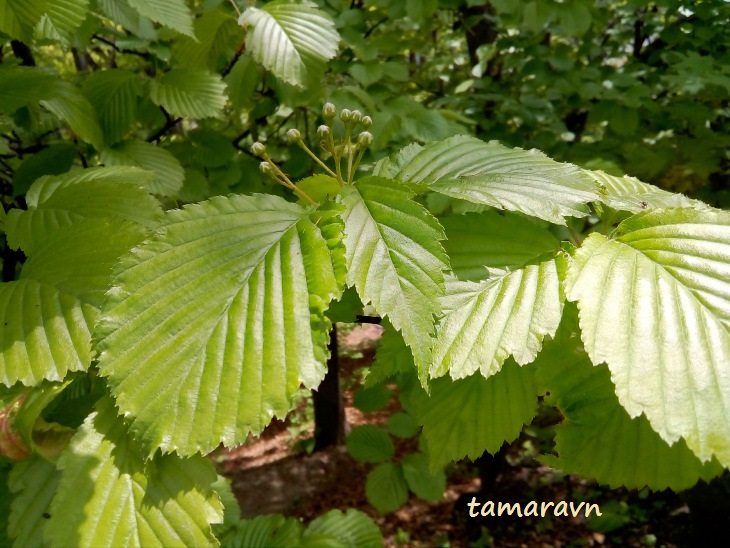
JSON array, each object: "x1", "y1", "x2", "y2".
[
  {"x1": 355, "y1": 315, "x2": 382, "y2": 325},
  {"x1": 221, "y1": 39, "x2": 246, "y2": 78},
  {"x1": 147, "y1": 107, "x2": 183, "y2": 142},
  {"x1": 91, "y1": 35, "x2": 151, "y2": 60},
  {"x1": 10, "y1": 40, "x2": 35, "y2": 66}
]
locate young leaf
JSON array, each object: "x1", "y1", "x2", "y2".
[
  {"x1": 8, "y1": 458, "x2": 60, "y2": 547},
  {"x1": 95, "y1": 195, "x2": 345, "y2": 456},
  {"x1": 239, "y1": 0, "x2": 340, "y2": 87},
  {"x1": 411, "y1": 361, "x2": 538, "y2": 470},
  {"x1": 101, "y1": 140, "x2": 185, "y2": 196},
  {"x1": 35, "y1": 0, "x2": 89, "y2": 42},
  {"x1": 227, "y1": 515, "x2": 304, "y2": 548},
  {"x1": 340, "y1": 176, "x2": 449, "y2": 382},
  {"x1": 127, "y1": 0, "x2": 194, "y2": 37},
  {"x1": 364, "y1": 321, "x2": 415, "y2": 388},
  {"x1": 172, "y1": 9, "x2": 241, "y2": 70},
  {"x1": 383, "y1": 135, "x2": 601, "y2": 225},
  {"x1": 40, "y1": 81, "x2": 104, "y2": 149},
  {"x1": 565, "y1": 208, "x2": 730, "y2": 466},
  {"x1": 401, "y1": 453, "x2": 446, "y2": 501},
  {"x1": 149, "y1": 69, "x2": 227, "y2": 119},
  {"x1": 431, "y1": 258, "x2": 564, "y2": 380},
  {"x1": 45, "y1": 397, "x2": 223, "y2": 548}
]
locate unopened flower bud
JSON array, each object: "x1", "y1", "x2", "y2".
[
  {"x1": 286, "y1": 128, "x2": 301, "y2": 142},
  {"x1": 340, "y1": 108, "x2": 352, "y2": 122},
  {"x1": 251, "y1": 142, "x2": 266, "y2": 157},
  {"x1": 361, "y1": 115, "x2": 372, "y2": 128},
  {"x1": 259, "y1": 161, "x2": 272, "y2": 174},
  {"x1": 351, "y1": 110, "x2": 362, "y2": 123},
  {"x1": 357, "y1": 131, "x2": 373, "y2": 147},
  {"x1": 317, "y1": 125, "x2": 330, "y2": 137},
  {"x1": 322, "y1": 102, "x2": 337, "y2": 119}
]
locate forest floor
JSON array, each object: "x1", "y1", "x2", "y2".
[{"x1": 215, "y1": 325, "x2": 704, "y2": 547}]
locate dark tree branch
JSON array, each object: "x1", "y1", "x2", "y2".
[
  {"x1": 355, "y1": 315, "x2": 382, "y2": 325},
  {"x1": 364, "y1": 16, "x2": 388, "y2": 38},
  {"x1": 147, "y1": 107, "x2": 183, "y2": 142},
  {"x1": 221, "y1": 39, "x2": 246, "y2": 78},
  {"x1": 91, "y1": 35, "x2": 151, "y2": 60},
  {"x1": 11, "y1": 40, "x2": 35, "y2": 66}
]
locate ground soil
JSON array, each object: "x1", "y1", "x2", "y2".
[{"x1": 215, "y1": 325, "x2": 708, "y2": 547}]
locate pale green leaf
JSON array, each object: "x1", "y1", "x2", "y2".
[
  {"x1": 97, "y1": 0, "x2": 155, "y2": 37},
  {"x1": 346, "y1": 425, "x2": 394, "y2": 463},
  {"x1": 8, "y1": 458, "x2": 59, "y2": 548},
  {"x1": 95, "y1": 195, "x2": 345, "y2": 456},
  {"x1": 340, "y1": 177, "x2": 448, "y2": 382},
  {"x1": 432, "y1": 258, "x2": 564, "y2": 380},
  {"x1": 45, "y1": 397, "x2": 223, "y2": 548},
  {"x1": 82, "y1": 69, "x2": 142, "y2": 145},
  {"x1": 149, "y1": 69, "x2": 227, "y2": 119},
  {"x1": 304, "y1": 509, "x2": 383, "y2": 548},
  {"x1": 535, "y1": 320, "x2": 724, "y2": 491},
  {"x1": 0, "y1": 0, "x2": 46, "y2": 41},
  {"x1": 40, "y1": 81, "x2": 104, "y2": 149},
  {"x1": 172, "y1": 9, "x2": 240, "y2": 70},
  {"x1": 101, "y1": 140, "x2": 185, "y2": 196},
  {"x1": 5, "y1": 167, "x2": 161, "y2": 255},
  {"x1": 239, "y1": 0, "x2": 340, "y2": 87},
  {"x1": 365, "y1": 463, "x2": 408, "y2": 514},
  {"x1": 0, "y1": 278, "x2": 97, "y2": 386},
  {"x1": 441, "y1": 211, "x2": 561, "y2": 281},
  {"x1": 411, "y1": 361, "x2": 538, "y2": 470},
  {"x1": 564, "y1": 208, "x2": 730, "y2": 466},
  {"x1": 401, "y1": 453, "x2": 446, "y2": 501},
  {"x1": 587, "y1": 169, "x2": 708, "y2": 213},
  {"x1": 385, "y1": 135, "x2": 600, "y2": 225},
  {"x1": 127, "y1": 0, "x2": 193, "y2": 37}
]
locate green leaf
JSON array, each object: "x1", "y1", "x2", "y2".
[
  {"x1": 385, "y1": 136, "x2": 600, "y2": 225},
  {"x1": 97, "y1": 0, "x2": 155, "y2": 37},
  {"x1": 440, "y1": 211, "x2": 561, "y2": 281},
  {"x1": 340, "y1": 176, "x2": 448, "y2": 382},
  {"x1": 40, "y1": 81, "x2": 104, "y2": 149},
  {"x1": 353, "y1": 385, "x2": 391, "y2": 413},
  {"x1": 95, "y1": 195, "x2": 345, "y2": 456},
  {"x1": 149, "y1": 69, "x2": 227, "y2": 119},
  {"x1": 0, "y1": 66, "x2": 57, "y2": 113},
  {"x1": 172, "y1": 9, "x2": 240, "y2": 70},
  {"x1": 586, "y1": 169, "x2": 707, "y2": 213},
  {"x1": 45, "y1": 397, "x2": 223, "y2": 548},
  {"x1": 0, "y1": 465, "x2": 11, "y2": 547},
  {"x1": 0, "y1": 0, "x2": 45, "y2": 41},
  {"x1": 564, "y1": 208, "x2": 730, "y2": 466},
  {"x1": 535, "y1": 318, "x2": 724, "y2": 491},
  {"x1": 127, "y1": 0, "x2": 193, "y2": 37},
  {"x1": 365, "y1": 463, "x2": 408, "y2": 514},
  {"x1": 12, "y1": 144, "x2": 76, "y2": 197},
  {"x1": 0, "y1": 278, "x2": 97, "y2": 386},
  {"x1": 431, "y1": 257, "x2": 564, "y2": 380},
  {"x1": 8, "y1": 458, "x2": 60, "y2": 547},
  {"x1": 411, "y1": 361, "x2": 538, "y2": 470},
  {"x1": 364, "y1": 321, "x2": 416, "y2": 388},
  {"x1": 35, "y1": 0, "x2": 89, "y2": 42},
  {"x1": 386, "y1": 412, "x2": 419, "y2": 439},
  {"x1": 304, "y1": 509, "x2": 383, "y2": 548},
  {"x1": 346, "y1": 425, "x2": 394, "y2": 463},
  {"x1": 401, "y1": 453, "x2": 446, "y2": 501},
  {"x1": 225, "y1": 54, "x2": 261, "y2": 109},
  {"x1": 5, "y1": 167, "x2": 161, "y2": 255},
  {"x1": 239, "y1": 0, "x2": 340, "y2": 87},
  {"x1": 101, "y1": 140, "x2": 185, "y2": 196},
  {"x1": 227, "y1": 515, "x2": 304, "y2": 548},
  {"x1": 82, "y1": 69, "x2": 142, "y2": 145},
  {"x1": 296, "y1": 175, "x2": 341, "y2": 205},
  {"x1": 20, "y1": 219, "x2": 148, "y2": 309}
]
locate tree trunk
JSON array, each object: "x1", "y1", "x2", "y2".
[{"x1": 312, "y1": 324, "x2": 347, "y2": 451}]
